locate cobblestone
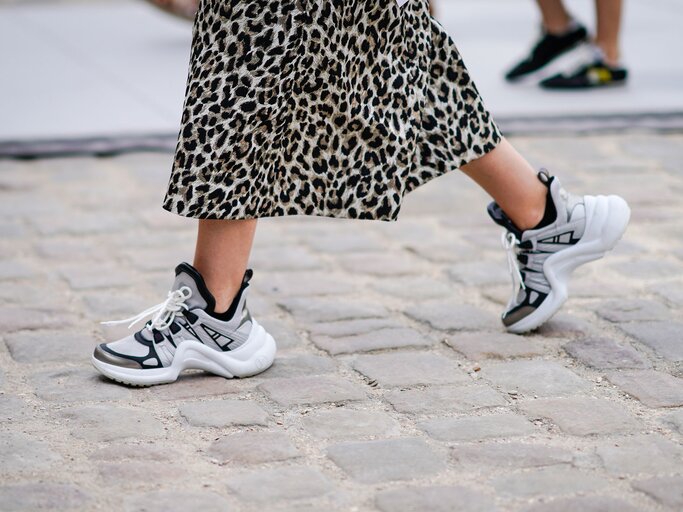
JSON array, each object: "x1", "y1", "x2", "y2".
[
  {"x1": 0, "y1": 483, "x2": 91, "y2": 511},
  {"x1": 452, "y1": 442, "x2": 573, "y2": 469},
  {"x1": 98, "y1": 460, "x2": 186, "y2": 485},
  {"x1": 339, "y1": 252, "x2": 429, "y2": 276},
  {"x1": 226, "y1": 466, "x2": 333, "y2": 502},
  {"x1": 420, "y1": 413, "x2": 536, "y2": 442},
  {"x1": 523, "y1": 496, "x2": 640, "y2": 512},
  {"x1": 618, "y1": 321, "x2": 683, "y2": 361},
  {"x1": 445, "y1": 332, "x2": 547, "y2": 359},
  {"x1": 660, "y1": 408, "x2": 683, "y2": 434},
  {"x1": 375, "y1": 486, "x2": 497, "y2": 512},
  {"x1": 0, "y1": 395, "x2": 32, "y2": 422},
  {"x1": 520, "y1": 397, "x2": 641, "y2": 436},
  {"x1": 2, "y1": 134, "x2": 682, "y2": 509},
  {"x1": 178, "y1": 399, "x2": 269, "y2": 427},
  {"x1": 405, "y1": 300, "x2": 498, "y2": 331},
  {"x1": 386, "y1": 384, "x2": 507, "y2": 415},
  {"x1": 61, "y1": 405, "x2": 164, "y2": 441},
  {"x1": 533, "y1": 313, "x2": 595, "y2": 338},
  {"x1": 595, "y1": 435, "x2": 683, "y2": 475},
  {"x1": 369, "y1": 275, "x2": 453, "y2": 301},
  {"x1": 31, "y1": 367, "x2": 132, "y2": 402},
  {"x1": 595, "y1": 298, "x2": 671, "y2": 323},
  {"x1": 302, "y1": 408, "x2": 400, "y2": 440},
  {"x1": 0, "y1": 260, "x2": 39, "y2": 280},
  {"x1": 312, "y1": 327, "x2": 436, "y2": 355},
  {"x1": 491, "y1": 466, "x2": 611, "y2": 499},
  {"x1": 606, "y1": 370, "x2": 683, "y2": 408},
  {"x1": 0, "y1": 306, "x2": 77, "y2": 333},
  {"x1": 210, "y1": 431, "x2": 300, "y2": 465},
  {"x1": 352, "y1": 351, "x2": 469, "y2": 387},
  {"x1": 5, "y1": 330, "x2": 95, "y2": 363},
  {"x1": 278, "y1": 296, "x2": 389, "y2": 323},
  {"x1": 59, "y1": 264, "x2": 138, "y2": 290},
  {"x1": 1, "y1": 432, "x2": 62, "y2": 474},
  {"x1": 482, "y1": 360, "x2": 591, "y2": 397},
  {"x1": 306, "y1": 317, "x2": 401, "y2": 338},
  {"x1": 259, "y1": 353, "x2": 336, "y2": 378},
  {"x1": 142, "y1": 373, "x2": 251, "y2": 401},
  {"x1": 123, "y1": 491, "x2": 234, "y2": 512},
  {"x1": 632, "y1": 476, "x2": 683, "y2": 510},
  {"x1": 563, "y1": 337, "x2": 651, "y2": 369},
  {"x1": 259, "y1": 375, "x2": 367, "y2": 406},
  {"x1": 327, "y1": 438, "x2": 446, "y2": 483},
  {"x1": 89, "y1": 443, "x2": 179, "y2": 463},
  {"x1": 255, "y1": 271, "x2": 358, "y2": 297}
]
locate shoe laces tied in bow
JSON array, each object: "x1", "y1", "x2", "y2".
[{"x1": 101, "y1": 286, "x2": 193, "y2": 331}]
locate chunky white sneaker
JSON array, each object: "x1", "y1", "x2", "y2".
[
  {"x1": 93, "y1": 263, "x2": 276, "y2": 386},
  {"x1": 488, "y1": 170, "x2": 630, "y2": 334}
]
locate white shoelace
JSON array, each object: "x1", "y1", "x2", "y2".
[
  {"x1": 502, "y1": 232, "x2": 526, "y2": 295},
  {"x1": 101, "y1": 286, "x2": 193, "y2": 331}
]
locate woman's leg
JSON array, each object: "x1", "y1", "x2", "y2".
[
  {"x1": 193, "y1": 219, "x2": 257, "y2": 312},
  {"x1": 594, "y1": 0, "x2": 623, "y2": 66},
  {"x1": 461, "y1": 138, "x2": 547, "y2": 231},
  {"x1": 536, "y1": 0, "x2": 572, "y2": 33}
]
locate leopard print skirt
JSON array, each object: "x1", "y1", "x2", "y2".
[{"x1": 164, "y1": 0, "x2": 502, "y2": 221}]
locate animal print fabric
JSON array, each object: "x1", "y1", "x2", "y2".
[{"x1": 164, "y1": 0, "x2": 502, "y2": 221}]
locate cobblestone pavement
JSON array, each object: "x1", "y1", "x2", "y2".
[{"x1": 1, "y1": 133, "x2": 683, "y2": 511}]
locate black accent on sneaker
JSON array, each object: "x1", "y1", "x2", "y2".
[
  {"x1": 164, "y1": 333, "x2": 177, "y2": 348},
  {"x1": 487, "y1": 202, "x2": 522, "y2": 239},
  {"x1": 174, "y1": 262, "x2": 253, "y2": 322},
  {"x1": 134, "y1": 331, "x2": 149, "y2": 344},
  {"x1": 505, "y1": 24, "x2": 588, "y2": 81},
  {"x1": 211, "y1": 269, "x2": 253, "y2": 322},
  {"x1": 184, "y1": 311, "x2": 198, "y2": 324},
  {"x1": 169, "y1": 322, "x2": 181, "y2": 334},
  {"x1": 540, "y1": 61, "x2": 628, "y2": 89},
  {"x1": 532, "y1": 174, "x2": 558, "y2": 230},
  {"x1": 175, "y1": 262, "x2": 217, "y2": 312},
  {"x1": 98, "y1": 342, "x2": 163, "y2": 369},
  {"x1": 200, "y1": 324, "x2": 236, "y2": 351},
  {"x1": 177, "y1": 319, "x2": 199, "y2": 340},
  {"x1": 502, "y1": 288, "x2": 549, "y2": 327}
]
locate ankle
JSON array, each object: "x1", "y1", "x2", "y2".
[
  {"x1": 514, "y1": 203, "x2": 546, "y2": 232},
  {"x1": 594, "y1": 40, "x2": 620, "y2": 66},
  {"x1": 212, "y1": 284, "x2": 240, "y2": 314},
  {"x1": 543, "y1": 15, "x2": 575, "y2": 36}
]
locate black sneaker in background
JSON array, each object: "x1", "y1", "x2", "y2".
[
  {"x1": 540, "y1": 60, "x2": 628, "y2": 89},
  {"x1": 505, "y1": 24, "x2": 588, "y2": 82}
]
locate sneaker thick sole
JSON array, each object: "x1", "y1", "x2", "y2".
[
  {"x1": 92, "y1": 320, "x2": 276, "y2": 386},
  {"x1": 506, "y1": 194, "x2": 630, "y2": 334}
]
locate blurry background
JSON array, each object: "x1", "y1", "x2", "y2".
[{"x1": 0, "y1": 0, "x2": 682, "y2": 155}]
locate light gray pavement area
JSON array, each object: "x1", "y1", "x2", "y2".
[
  {"x1": 2, "y1": 132, "x2": 683, "y2": 510},
  {"x1": 1, "y1": 0, "x2": 683, "y2": 145}
]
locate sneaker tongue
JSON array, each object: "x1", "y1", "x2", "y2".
[{"x1": 172, "y1": 263, "x2": 216, "y2": 312}]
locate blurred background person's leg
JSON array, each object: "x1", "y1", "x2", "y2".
[
  {"x1": 536, "y1": 0, "x2": 573, "y2": 33},
  {"x1": 595, "y1": 0, "x2": 623, "y2": 66}
]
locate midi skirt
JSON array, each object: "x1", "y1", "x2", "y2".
[{"x1": 163, "y1": 0, "x2": 501, "y2": 221}]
